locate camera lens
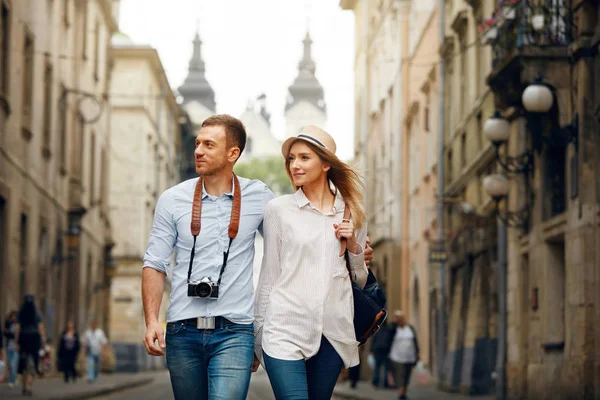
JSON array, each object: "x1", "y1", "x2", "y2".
[{"x1": 197, "y1": 282, "x2": 212, "y2": 298}]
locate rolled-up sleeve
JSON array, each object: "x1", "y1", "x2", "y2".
[
  {"x1": 143, "y1": 190, "x2": 177, "y2": 274},
  {"x1": 347, "y1": 222, "x2": 368, "y2": 288}
]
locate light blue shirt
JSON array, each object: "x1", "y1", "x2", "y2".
[{"x1": 143, "y1": 176, "x2": 275, "y2": 324}]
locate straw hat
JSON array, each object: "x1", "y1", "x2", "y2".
[{"x1": 281, "y1": 125, "x2": 338, "y2": 159}]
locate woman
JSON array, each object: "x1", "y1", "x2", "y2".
[
  {"x1": 254, "y1": 125, "x2": 368, "y2": 400},
  {"x1": 385, "y1": 310, "x2": 420, "y2": 400},
  {"x1": 58, "y1": 321, "x2": 80, "y2": 383},
  {"x1": 3, "y1": 311, "x2": 19, "y2": 388},
  {"x1": 16, "y1": 295, "x2": 45, "y2": 396}
]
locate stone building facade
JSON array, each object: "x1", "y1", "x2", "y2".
[
  {"x1": 107, "y1": 34, "x2": 180, "y2": 372},
  {"x1": 437, "y1": 0, "x2": 499, "y2": 395},
  {"x1": 483, "y1": 1, "x2": 600, "y2": 398},
  {"x1": 0, "y1": 0, "x2": 119, "y2": 342}
]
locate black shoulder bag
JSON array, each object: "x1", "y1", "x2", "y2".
[{"x1": 340, "y1": 204, "x2": 388, "y2": 346}]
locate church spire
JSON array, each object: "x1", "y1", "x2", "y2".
[
  {"x1": 285, "y1": 29, "x2": 326, "y2": 113},
  {"x1": 298, "y1": 32, "x2": 315, "y2": 75},
  {"x1": 178, "y1": 25, "x2": 216, "y2": 112}
]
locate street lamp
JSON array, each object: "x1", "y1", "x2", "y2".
[
  {"x1": 483, "y1": 174, "x2": 529, "y2": 232},
  {"x1": 484, "y1": 111, "x2": 532, "y2": 174},
  {"x1": 521, "y1": 77, "x2": 578, "y2": 152},
  {"x1": 66, "y1": 207, "x2": 87, "y2": 251}
]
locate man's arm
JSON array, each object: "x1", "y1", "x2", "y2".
[{"x1": 141, "y1": 190, "x2": 177, "y2": 356}]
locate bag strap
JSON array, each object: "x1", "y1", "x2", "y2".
[
  {"x1": 339, "y1": 204, "x2": 353, "y2": 279},
  {"x1": 338, "y1": 204, "x2": 351, "y2": 257}
]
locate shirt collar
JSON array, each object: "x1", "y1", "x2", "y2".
[
  {"x1": 200, "y1": 176, "x2": 235, "y2": 200},
  {"x1": 293, "y1": 188, "x2": 345, "y2": 214}
]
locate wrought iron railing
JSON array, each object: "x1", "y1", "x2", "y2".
[{"x1": 481, "y1": 0, "x2": 576, "y2": 68}]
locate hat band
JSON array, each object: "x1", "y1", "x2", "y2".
[{"x1": 298, "y1": 134, "x2": 327, "y2": 150}]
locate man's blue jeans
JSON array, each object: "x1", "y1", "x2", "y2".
[
  {"x1": 165, "y1": 320, "x2": 254, "y2": 400},
  {"x1": 262, "y1": 336, "x2": 344, "y2": 400},
  {"x1": 372, "y1": 353, "x2": 390, "y2": 387},
  {"x1": 6, "y1": 348, "x2": 19, "y2": 384},
  {"x1": 86, "y1": 354, "x2": 100, "y2": 381}
]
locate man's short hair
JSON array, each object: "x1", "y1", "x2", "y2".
[
  {"x1": 394, "y1": 310, "x2": 405, "y2": 317},
  {"x1": 201, "y1": 114, "x2": 247, "y2": 158}
]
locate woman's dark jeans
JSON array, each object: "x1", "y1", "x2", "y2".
[{"x1": 263, "y1": 336, "x2": 344, "y2": 400}]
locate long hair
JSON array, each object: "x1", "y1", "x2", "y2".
[
  {"x1": 18, "y1": 296, "x2": 38, "y2": 326},
  {"x1": 285, "y1": 140, "x2": 366, "y2": 229}
]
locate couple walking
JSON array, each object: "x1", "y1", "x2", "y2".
[{"x1": 142, "y1": 114, "x2": 374, "y2": 400}]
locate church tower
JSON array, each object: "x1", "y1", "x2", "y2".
[
  {"x1": 178, "y1": 28, "x2": 216, "y2": 126},
  {"x1": 284, "y1": 30, "x2": 327, "y2": 138}
]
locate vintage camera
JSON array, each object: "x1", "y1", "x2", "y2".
[{"x1": 188, "y1": 277, "x2": 219, "y2": 299}]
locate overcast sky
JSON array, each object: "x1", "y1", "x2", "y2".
[{"x1": 119, "y1": 0, "x2": 356, "y2": 160}]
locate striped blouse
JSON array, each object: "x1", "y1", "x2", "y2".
[{"x1": 254, "y1": 188, "x2": 368, "y2": 368}]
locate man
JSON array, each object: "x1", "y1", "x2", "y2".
[
  {"x1": 369, "y1": 321, "x2": 392, "y2": 388},
  {"x1": 83, "y1": 320, "x2": 107, "y2": 383},
  {"x1": 385, "y1": 310, "x2": 419, "y2": 400},
  {"x1": 142, "y1": 114, "x2": 373, "y2": 400}
]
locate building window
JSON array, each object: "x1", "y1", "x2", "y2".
[
  {"x1": 21, "y1": 28, "x2": 34, "y2": 140},
  {"x1": 447, "y1": 149, "x2": 453, "y2": 183},
  {"x1": 100, "y1": 147, "x2": 107, "y2": 211},
  {"x1": 459, "y1": 37, "x2": 467, "y2": 120},
  {"x1": 543, "y1": 145, "x2": 566, "y2": 220},
  {"x1": 42, "y1": 61, "x2": 53, "y2": 159},
  {"x1": 476, "y1": 112, "x2": 483, "y2": 151},
  {"x1": 63, "y1": 0, "x2": 70, "y2": 28},
  {"x1": 89, "y1": 131, "x2": 96, "y2": 205},
  {"x1": 81, "y1": 0, "x2": 88, "y2": 59},
  {"x1": 38, "y1": 227, "x2": 49, "y2": 315},
  {"x1": 85, "y1": 253, "x2": 93, "y2": 313},
  {"x1": 93, "y1": 20, "x2": 100, "y2": 81},
  {"x1": 19, "y1": 213, "x2": 28, "y2": 300},
  {"x1": 424, "y1": 100, "x2": 430, "y2": 132},
  {"x1": 58, "y1": 84, "x2": 68, "y2": 175},
  {"x1": 460, "y1": 132, "x2": 466, "y2": 169},
  {"x1": 543, "y1": 239, "x2": 565, "y2": 346},
  {"x1": 0, "y1": 1, "x2": 10, "y2": 98}
]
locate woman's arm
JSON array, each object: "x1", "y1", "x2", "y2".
[{"x1": 254, "y1": 201, "x2": 283, "y2": 359}]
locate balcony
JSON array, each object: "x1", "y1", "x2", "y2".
[{"x1": 484, "y1": 0, "x2": 576, "y2": 108}]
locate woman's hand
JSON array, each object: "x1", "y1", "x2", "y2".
[{"x1": 334, "y1": 220, "x2": 358, "y2": 254}]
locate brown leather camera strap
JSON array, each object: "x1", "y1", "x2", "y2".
[
  {"x1": 191, "y1": 174, "x2": 241, "y2": 238},
  {"x1": 187, "y1": 174, "x2": 242, "y2": 284}
]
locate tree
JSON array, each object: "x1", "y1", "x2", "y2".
[{"x1": 234, "y1": 156, "x2": 294, "y2": 196}]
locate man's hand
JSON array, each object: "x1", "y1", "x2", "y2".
[
  {"x1": 252, "y1": 355, "x2": 260, "y2": 372},
  {"x1": 143, "y1": 322, "x2": 165, "y2": 356},
  {"x1": 365, "y1": 236, "x2": 374, "y2": 266}
]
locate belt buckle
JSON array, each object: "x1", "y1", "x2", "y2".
[{"x1": 196, "y1": 317, "x2": 215, "y2": 330}]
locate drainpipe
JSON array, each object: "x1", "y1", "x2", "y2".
[
  {"x1": 496, "y1": 220, "x2": 507, "y2": 399},
  {"x1": 436, "y1": 0, "x2": 447, "y2": 384}
]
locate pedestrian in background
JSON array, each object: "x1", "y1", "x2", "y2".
[
  {"x1": 58, "y1": 321, "x2": 80, "y2": 383},
  {"x1": 255, "y1": 125, "x2": 369, "y2": 400},
  {"x1": 83, "y1": 320, "x2": 107, "y2": 383},
  {"x1": 16, "y1": 295, "x2": 46, "y2": 396},
  {"x1": 348, "y1": 364, "x2": 361, "y2": 389},
  {"x1": 4, "y1": 311, "x2": 19, "y2": 388},
  {"x1": 370, "y1": 321, "x2": 392, "y2": 389},
  {"x1": 386, "y1": 310, "x2": 419, "y2": 400}
]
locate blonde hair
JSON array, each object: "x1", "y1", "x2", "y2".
[{"x1": 285, "y1": 140, "x2": 366, "y2": 229}]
